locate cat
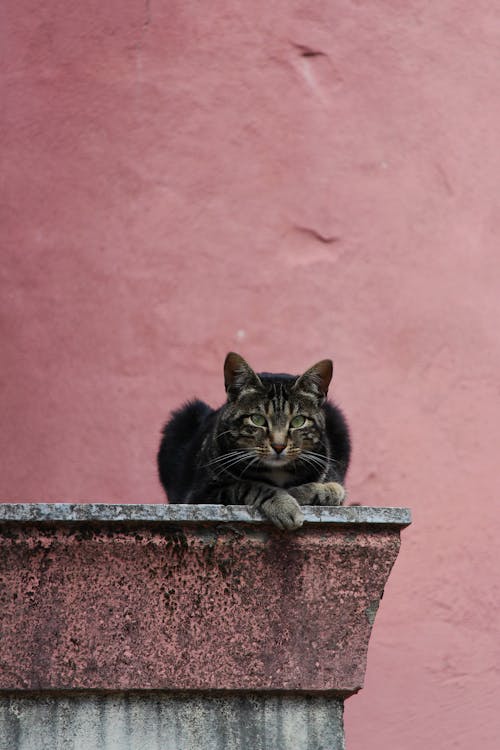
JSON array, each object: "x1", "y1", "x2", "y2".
[{"x1": 157, "y1": 352, "x2": 351, "y2": 530}]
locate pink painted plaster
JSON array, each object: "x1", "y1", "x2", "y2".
[
  {"x1": 2, "y1": 1, "x2": 500, "y2": 747},
  {"x1": 0, "y1": 523, "x2": 400, "y2": 693}
]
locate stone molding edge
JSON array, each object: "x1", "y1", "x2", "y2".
[{"x1": 0, "y1": 503, "x2": 411, "y2": 527}]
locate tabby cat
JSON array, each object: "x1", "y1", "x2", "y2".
[{"x1": 157, "y1": 353, "x2": 350, "y2": 530}]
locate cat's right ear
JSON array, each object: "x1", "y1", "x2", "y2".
[{"x1": 224, "y1": 352, "x2": 263, "y2": 400}]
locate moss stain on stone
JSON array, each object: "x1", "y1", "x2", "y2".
[{"x1": 365, "y1": 599, "x2": 380, "y2": 625}]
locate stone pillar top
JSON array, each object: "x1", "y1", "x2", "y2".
[{"x1": 0, "y1": 503, "x2": 410, "y2": 696}]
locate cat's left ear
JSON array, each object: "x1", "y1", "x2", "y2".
[
  {"x1": 293, "y1": 359, "x2": 333, "y2": 401},
  {"x1": 224, "y1": 352, "x2": 263, "y2": 400}
]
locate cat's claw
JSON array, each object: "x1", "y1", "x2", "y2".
[
  {"x1": 288, "y1": 481, "x2": 346, "y2": 506},
  {"x1": 322, "y1": 482, "x2": 346, "y2": 505},
  {"x1": 262, "y1": 494, "x2": 304, "y2": 531}
]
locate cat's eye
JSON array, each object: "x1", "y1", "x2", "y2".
[
  {"x1": 250, "y1": 414, "x2": 266, "y2": 427},
  {"x1": 290, "y1": 415, "x2": 306, "y2": 429}
]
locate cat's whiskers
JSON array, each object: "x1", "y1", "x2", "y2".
[
  {"x1": 215, "y1": 429, "x2": 236, "y2": 440},
  {"x1": 299, "y1": 455, "x2": 323, "y2": 472},
  {"x1": 239, "y1": 456, "x2": 260, "y2": 478},
  {"x1": 302, "y1": 450, "x2": 341, "y2": 468},
  {"x1": 206, "y1": 450, "x2": 257, "y2": 478},
  {"x1": 204, "y1": 450, "x2": 248, "y2": 467},
  {"x1": 299, "y1": 453, "x2": 329, "y2": 474},
  {"x1": 254, "y1": 448, "x2": 269, "y2": 457},
  {"x1": 218, "y1": 453, "x2": 254, "y2": 469}
]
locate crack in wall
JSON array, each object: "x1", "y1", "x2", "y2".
[
  {"x1": 293, "y1": 225, "x2": 340, "y2": 244},
  {"x1": 135, "y1": 0, "x2": 152, "y2": 91}
]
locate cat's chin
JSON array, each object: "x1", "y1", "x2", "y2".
[{"x1": 261, "y1": 455, "x2": 293, "y2": 468}]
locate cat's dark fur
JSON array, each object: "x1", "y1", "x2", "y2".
[{"x1": 157, "y1": 353, "x2": 350, "y2": 530}]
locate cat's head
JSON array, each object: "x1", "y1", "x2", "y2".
[{"x1": 220, "y1": 352, "x2": 332, "y2": 469}]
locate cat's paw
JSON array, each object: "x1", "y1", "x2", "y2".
[
  {"x1": 319, "y1": 482, "x2": 345, "y2": 506},
  {"x1": 262, "y1": 494, "x2": 304, "y2": 531},
  {"x1": 289, "y1": 482, "x2": 346, "y2": 506}
]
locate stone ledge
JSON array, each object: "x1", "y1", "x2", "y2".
[
  {"x1": 0, "y1": 502, "x2": 410, "y2": 696},
  {"x1": 0, "y1": 502, "x2": 411, "y2": 527}
]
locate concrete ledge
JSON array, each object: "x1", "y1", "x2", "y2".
[
  {"x1": 0, "y1": 503, "x2": 410, "y2": 697},
  {"x1": 0, "y1": 502, "x2": 411, "y2": 527}
]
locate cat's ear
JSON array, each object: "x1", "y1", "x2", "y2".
[
  {"x1": 224, "y1": 352, "x2": 263, "y2": 399},
  {"x1": 293, "y1": 359, "x2": 333, "y2": 401}
]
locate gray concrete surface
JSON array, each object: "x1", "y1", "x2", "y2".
[
  {"x1": 0, "y1": 693, "x2": 344, "y2": 750},
  {"x1": 0, "y1": 502, "x2": 411, "y2": 527}
]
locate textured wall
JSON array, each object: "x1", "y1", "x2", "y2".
[{"x1": 2, "y1": 1, "x2": 500, "y2": 748}]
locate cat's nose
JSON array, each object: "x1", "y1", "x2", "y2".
[{"x1": 272, "y1": 443, "x2": 286, "y2": 454}]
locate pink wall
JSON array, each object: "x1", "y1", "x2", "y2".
[{"x1": 2, "y1": 1, "x2": 499, "y2": 747}]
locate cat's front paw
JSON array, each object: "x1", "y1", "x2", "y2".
[
  {"x1": 319, "y1": 482, "x2": 346, "y2": 506},
  {"x1": 261, "y1": 494, "x2": 304, "y2": 531},
  {"x1": 289, "y1": 482, "x2": 346, "y2": 506}
]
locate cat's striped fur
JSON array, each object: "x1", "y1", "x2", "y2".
[{"x1": 157, "y1": 353, "x2": 350, "y2": 530}]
